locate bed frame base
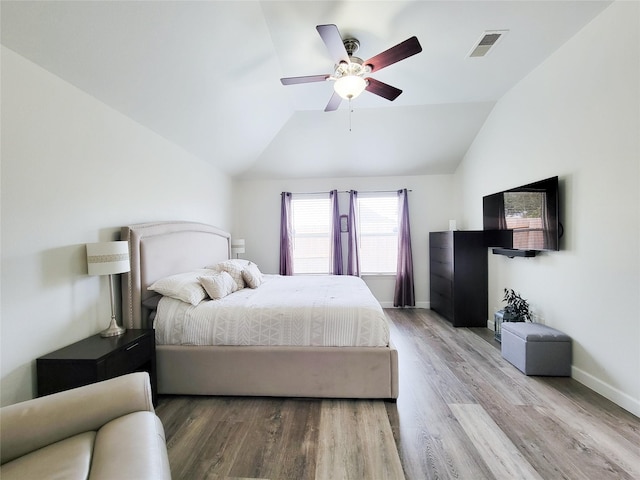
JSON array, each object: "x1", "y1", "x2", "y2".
[{"x1": 157, "y1": 343, "x2": 398, "y2": 399}]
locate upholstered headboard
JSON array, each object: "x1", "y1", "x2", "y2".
[{"x1": 121, "y1": 221, "x2": 231, "y2": 329}]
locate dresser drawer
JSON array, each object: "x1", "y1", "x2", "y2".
[
  {"x1": 430, "y1": 257, "x2": 453, "y2": 280},
  {"x1": 430, "y1": 245, "x2": 453, "y2": 264},
  {"x1": 430, "y1": 273, "x2": 452, "y2": 298},
  {"x1": 430, "y1": 290, "x2": 453, "y2": 321},
  {"x1": 429, "y1": 232, "x2": 453, "y2": 249}
]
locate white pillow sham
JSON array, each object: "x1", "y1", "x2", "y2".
[
  {"x1": 209, "y1": 259, "x2": 250, "y2": 289},
  {"x1": 242, "y1": 262, "x2": 264, "y2": 289},
  {"x1": 148, "y1": 269, "x2": 214, "y2": 305},
  {"x1": 198, "y1": 271, "x2": 238, "y2": 300}
]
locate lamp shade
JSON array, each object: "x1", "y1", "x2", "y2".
[
  {"x1": 231, "y1": 239, "x2": 245, "y2": 255},
  {"x1": 86, "y1": 241, "x2": 130, "y2": 276}
]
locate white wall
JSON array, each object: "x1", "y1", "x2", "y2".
[
  {"x1": 455, "y1": 2, "x2": 639, "y2": 416},
  {"x1": 232, "y1": 175, "x2": 456, "y2": 307},
  {"x1": 0, "y1": 47, "x2": 233, "y2": 406}
]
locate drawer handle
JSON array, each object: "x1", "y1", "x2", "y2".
[{"x1": 126, "y1": 342, "x2": 139, "y2": 351}]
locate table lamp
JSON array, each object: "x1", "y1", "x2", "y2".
[
  {"x1": 231, "y1": 239, "x2": 245, "y2": 259},
  {"x1": 86, "y1": 241, "x2": 130, "y2": 337}
]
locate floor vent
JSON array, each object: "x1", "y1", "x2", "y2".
[{"x1": 468, "y1": 30, "x2": 508, "y2": 57}]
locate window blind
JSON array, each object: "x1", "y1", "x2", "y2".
[
  {"x1": 291, "y1": 195, "x2": 331, "y2": 274},
  {"x1": 357, "y1": 194, "x2": 398, "y2": 274}
]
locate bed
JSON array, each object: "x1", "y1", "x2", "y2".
[{"x1": 121, "y1": 221, "x2": 398, "y2": 399}]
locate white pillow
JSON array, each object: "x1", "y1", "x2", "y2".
[
  {"x1": 210, "y1": 259, "x2": 250, "y2": 289},
  {"x1": 206, "y1": 259, "x2": 250, "y2": 270},
  {"x1": 199, "y1": 271, "x2": 238, "y2": 300},
  {"x1": 242, "y1": 262, "x2": 264, "y2": 289},
  {"x1": 148, "y1": 269, "x2": 214, "y2": 305}
]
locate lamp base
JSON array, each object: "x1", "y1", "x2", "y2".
[{"x1": 100, "y1": 316, "x2": 126, "y2": 337}]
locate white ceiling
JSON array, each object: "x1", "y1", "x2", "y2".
[{"x1": 1, "y1": 1, "x2": 611, "y2": 179}]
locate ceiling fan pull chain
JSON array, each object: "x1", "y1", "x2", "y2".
[{"x1": 349, "y1": 98, "x2": 353, "y2": 132}]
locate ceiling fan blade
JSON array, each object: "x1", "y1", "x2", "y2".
[
  {"x1": 281, "y1": 74, "x2": 330, "y2": 85},
  {"x1": 316, "y1": 24, "x2": 349, "y2": 65},
  {"x1": 324, "y1": 91, "x2": 342, "y2": 112},
  {"x1": 364, "y1": 36, "x2": 422, "y2": 73},
  {"x1": 365, "y1": 78, "x2": 403, "y2": 101}
]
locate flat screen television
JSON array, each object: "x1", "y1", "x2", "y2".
[{"x1": 483, "y1": 176, "x2": 561, "y2": 254}]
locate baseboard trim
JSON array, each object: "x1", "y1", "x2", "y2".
[
  {"x1": 571, "y1": 366, "x2": 640, "y2": 418},
  {"x1": 381, "y1": 301, "x2": 430, "y2": 309}
]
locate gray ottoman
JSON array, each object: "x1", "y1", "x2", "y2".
[{"x1": 501, "y1": 322, "x2": 571, "y2": 376}]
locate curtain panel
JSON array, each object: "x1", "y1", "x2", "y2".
[
  {"x1": 279, "y1": 192, "x2": 293, "y2": 275},
  {"x1": 347, "y1": 190, "x2": 361, "y2": 276},
  {"x1": 394, "y1": 188, "x2": 415, "y2": 307},
  {"x1": 330, "y1": 190, "x2": 343, "y2": 275}
]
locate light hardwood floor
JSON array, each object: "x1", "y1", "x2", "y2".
[
  {"x1": 385, "y1": 308, "x2": 640, "y2": 480},
  {"x1": 157, "y1": 394, "x2": 403, "y2": 479},
  {"x1": 156, "y1": 308, "x2": 640, "y2": 479}
]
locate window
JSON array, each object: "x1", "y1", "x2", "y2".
[
  {"x1": 357, "y1": 194, "x2": 398, "y2": 274},
  {"x1": 291, "y1": 194, "x2": 331, "y2": 274}
]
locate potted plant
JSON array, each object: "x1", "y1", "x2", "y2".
[
  {"x1": 502, "y1": 288, "x2": 532, "y2": 322},
  {"x1": 494, "y1": 288, "x2": 532, "y2": 342}
]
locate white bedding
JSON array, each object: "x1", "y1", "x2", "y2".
[{"x1": 154, "y1": 275, "x2": 390, "y2": 347}]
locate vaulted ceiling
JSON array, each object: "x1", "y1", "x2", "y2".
[{"x1": 1, "y1": 1, "x2": 611, "y2": 179}]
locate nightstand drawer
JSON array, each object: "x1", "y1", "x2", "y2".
[{"x1": 106, "y1": 334, "x2": 153, "y2": 377}]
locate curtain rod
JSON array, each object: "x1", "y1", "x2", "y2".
[{"x1": 286, "y1": 189, "x2": 412, "y2": 195}]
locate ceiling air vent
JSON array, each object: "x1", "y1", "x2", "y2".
[{"x1": 468, "y1": 30, "x2": 508, "y2": 58}]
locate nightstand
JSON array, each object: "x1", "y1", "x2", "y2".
[{"x1": 36, "y1": 329, "x2": 157, "y2": 405}]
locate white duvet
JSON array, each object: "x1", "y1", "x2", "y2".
[{"x1": 154, "y1": 275, "x2": 390, "y2": 347}]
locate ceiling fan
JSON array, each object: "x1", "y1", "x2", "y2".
[{"x1": 280, "y1": 24, "x2": 423, "y2": 112}]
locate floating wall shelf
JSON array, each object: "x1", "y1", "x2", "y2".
[{"x1": 492, "y1": 248, "x2": 537, "y2": 258}]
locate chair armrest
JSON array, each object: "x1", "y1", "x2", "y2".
[{"x1": 0, "y1": 372, "x2": 154, "y2": 464}]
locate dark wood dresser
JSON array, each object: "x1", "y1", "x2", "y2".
[{"x1": 429, "y1": 231, "x2": 488, "y2": 327}]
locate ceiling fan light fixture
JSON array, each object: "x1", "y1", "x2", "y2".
[
  {"x1": 281, "y1": 25, "x2": 422, "y2": 111},
  {"x1": 334, "y1": 75, "x2": 367, "y2": 100}
]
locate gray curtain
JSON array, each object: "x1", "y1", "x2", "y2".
[
  {"x1": 394, "y1": 189, "x2": 415, "y2": 307},
  {"x1": 330, "y1": 190, "x2": 343, "y2": 274},
  {"x1": 347, "y1": 190, "x2": 360, "y2": 276},
  {"x1": 279, "y1": 192, "x2": 293, "y2": 275}
]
